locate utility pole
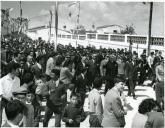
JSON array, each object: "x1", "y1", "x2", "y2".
[
  {"x1": 49, "y1": 10, "x2": 52, "y2": 42},
  {"x1": 147, "y1": 2, "x2": 153, "y2": 56},
  {"x1": 76, "y1": 2, "x2": 80, "y2": 48},
  {"x1": 19, "y1": 1, "x2": 22, "y2": 33},
  {"x1": 54, "y1": 1, "x2": 58, "y2": 51}
]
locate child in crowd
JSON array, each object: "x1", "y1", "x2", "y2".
[
  {"x1": 25, "y1": 92, "x2": 35, "y2": 127},
  {"x1": 34, "y1": 74, "x2": 50, "y2": 127},
  {"x1": 62, "y1": 93, "x2": 86, "y2": 127}
]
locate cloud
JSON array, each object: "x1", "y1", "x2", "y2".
[{"x1": 27, "y1": 1, "x2": 163, "y2": 36}]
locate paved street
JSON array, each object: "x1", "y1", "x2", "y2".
[{"x1": 39, "y1": 81, "x2": 156, "y2": 128}]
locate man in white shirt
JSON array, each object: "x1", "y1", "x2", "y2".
[
  {"x1": 45, "y1": 52, "x2": 56, "y2": 76},
  {"x1": 147, "y1": 52, "x2": 155, "y2": 77},
  {"x1": 0, "y1": 62, "x2": 20, "y2": 126},
  {"x1": 88, "y1": 77, "x2": 103, "y2": 127}
]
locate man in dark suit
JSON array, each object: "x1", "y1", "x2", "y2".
[
  {"x1": 74, "y1": 67, "x2": 87, "y2": 107},
  {"x1": 75, "y1": 56, "x2": 86, "y2": 78},
  {"x1": 43, "y1": 69, "x2": 67, "y2": 127},
  {"x1": 139, "y1": 54, "x2": 149, "y2": 85},
  {"x1": 19, "y1": 56, "x2": 32, "y2": 85},
  {"x1": 86, "y1": 55, "x2": 98, "y2": 90},
  {"x1": 104, "y1": 55, "x2": 118, "y2": 95},
  {"x1": 125, "y1": 56, "x2": 138, "y2": 99},
  {"x1": 2, "y1": 100, "x2": 27, "y2": 127}
]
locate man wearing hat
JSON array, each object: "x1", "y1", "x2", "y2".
[
  {"x1": 12, "y1": 86, "x2": 34, "y2": 127},
  {"x1": 12, "y1": 86, "x2": 28, "y2": 102}
]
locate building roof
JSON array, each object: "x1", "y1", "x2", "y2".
[
  {"x1": 96, "y1": 24, "x2": 124, "y2": 30},
  {"x1": 28, "y1": 25, "x2": 71, "y2": 34}
]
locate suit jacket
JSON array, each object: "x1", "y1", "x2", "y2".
[
  {"x1": 105, "y1": 61, "x2": 118, "y2": 80},
  {"x1": 145, "y1": 112, "x2": 164, "y2": 128},
  {"x1": 19, "y1": 63, "x2": 32, "y2": 85},
  {"x1": 139, "y1": 59, "x2": 149, "y2": 74},
  {"x1": 60, "y1": 67, "x2": 73, "y2": 85},
  {"x1": 75, "y1": 74, "x2": 86, "y2": 94},
  {"x1": 31, "y1": 63, "x2": 43, "y2": 79},
  {"x1": 24, "y1": 63, "x2": 32, "y2": 75},
  {"x1": 86, "y1": 59, "x2": 97, "y2": 81},
  {"x1": 102, "y1": 88, "x2": 125, "y2": 127},
  {"x1": 75, "y1": 62, "x2": 85, "y2": 77},
  {"x1": 47, "y1": 80, "x2": 67, "y2": 112},
  {"x1": 125, "y1": 61, "x2": 138, "y2": 80}
]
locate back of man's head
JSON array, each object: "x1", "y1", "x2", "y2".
[
  {"x1": 93, "y1": 77, "x2": 102, "y2": 89},
  {"x1": 7, "y1": 62, "x2": 20, "y2": 73},
  {"x1": 5, "y1": 100, "x2": 27, "y2": 121}
]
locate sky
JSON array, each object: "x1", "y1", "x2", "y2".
[{"x1": 1, "y1": 1, "x2": 164, "y2": 36}]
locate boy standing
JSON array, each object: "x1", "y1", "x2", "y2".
[
  {"x1": 88, "y1": 77, "x2": 103, "y2": 127},
  {"x1": 62, "y1": 93, "x2": 86, "y2": 127}
]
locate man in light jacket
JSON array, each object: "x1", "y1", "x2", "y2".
[{"x1": 102, "y1": 78, "x2": 127, "y2": 127}]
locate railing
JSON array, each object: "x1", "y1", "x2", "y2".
[
  {"x1": 62, "y1": 35, "x2": 66, "y2": 38},
  {"x1": 87, "y1": 33, "x2": 96, "y2": 39},
  {"x1": 127, "y1": 36, "x2": 147, "y2": 44},
  {"x1": 72, "y1": 35, "x2": 78, "y2": 39},
  {"x1": 66, "y1": 35, "x2": 72, "y2": 39},
  {"x1": 97, "y1": 34, "x2": 109, "y2": 40},
  {"x1": 58, "y1": 33, "x2": 164, "y2": 46},
  {"x1": 151, "y1": 37, "x2": 164, "y2": 46},
  {"x1": 79, "y1": 35, "x2": 86, "y2": 40},
  {"x1": 111, "y1": 35, "x2": 125, "y2": 42}
]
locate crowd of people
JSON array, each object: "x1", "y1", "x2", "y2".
[{"x1": 0, "y1": 34, "x2": 164, "y2": 127}]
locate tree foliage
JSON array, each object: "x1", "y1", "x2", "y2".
[{"x1": 121, "y1": 24, "x2": 136, "y2": 35}]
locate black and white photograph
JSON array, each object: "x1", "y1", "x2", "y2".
[{"x1": 0, "y1": 0, "x2": 164, "y2": 127}]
